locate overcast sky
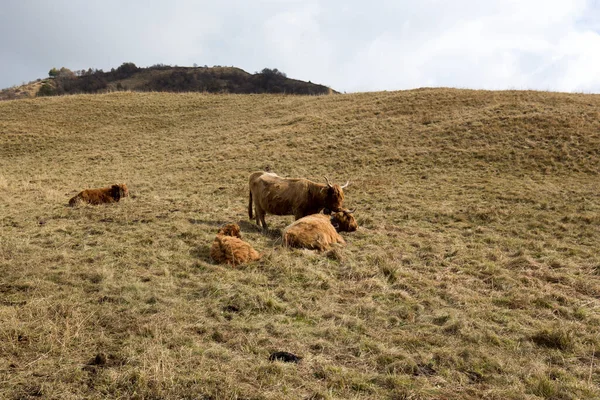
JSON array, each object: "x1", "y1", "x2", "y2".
[{"x1": 2, "y1": 0, "x2": 600, "y2": 93}]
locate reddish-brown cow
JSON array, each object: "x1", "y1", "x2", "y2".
[
  {"x1": 68, "y1": 184, "x2": 129, "y2": 206},
  {"x1": 248, "y1": 171, "x2": 349, "y2": 230},
  {"x1": 330, "y1": 209, "x2": 358, "y2": 232},
  {"x1": 282, "y1": 210, "x2": 358, "y2": 251},
  {"x1": 210, "y1": 223, "x2": 261, "y2": 266}
]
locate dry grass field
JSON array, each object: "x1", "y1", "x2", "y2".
[{"x1": 0, "y1": 89, "x2": 599, "y2": 399}]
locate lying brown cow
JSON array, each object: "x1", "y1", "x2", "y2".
[
  {"x1": 68, "y1": 184, "x2": 129, "y2": 206},
  {"x1": 282, "y1": 209, "x2": 358, "y2": 251},
  {"x1": 249, "y1": 171, "x2": 349, "y2": 230},
  {"x1": 329, "y1": 209, "x2": 358, "y2": 232},
  {"x1": 210, "y1": 223, "x2": 261, "y2": 266}
]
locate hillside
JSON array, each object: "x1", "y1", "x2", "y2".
[
  {"x1": 0, "y1": 79, "x2": 44, "y2": 101},
  {"x1": 0, "y1": 64, "x2": 334, "y2": 101},
  {"x1": 0, "y1": 89, "x2": 599, "y2": 399}
]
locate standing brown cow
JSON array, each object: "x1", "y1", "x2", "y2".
[
  {"x1": 248, "y1": 171, "x2": 349, "y2": 230},
  {"x1": 68, "y1": 184, "x2": 129, "y2": 206}
]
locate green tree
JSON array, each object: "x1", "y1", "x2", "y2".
[
  {"x1": 115, "y1": 62, "x2": 139, "y2": 78},
  {"x1": 57, "y1": 67, "x2": 75, "y2": 79},
  {"x1": 37, "y1": 82, "x2": 56, "y2": 96}
]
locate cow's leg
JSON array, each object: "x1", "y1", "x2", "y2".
[
  {"x1": 254, "y1": 206, "x2": 261, "y2": 226},
  {"x1": 255, "y1": 207, "x2": 268, "y2": 231},
  {"x1": 260, "y1": 213, "x2": 268, "y2": 231}
]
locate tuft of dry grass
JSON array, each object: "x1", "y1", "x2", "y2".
[{"x1": 0, "y1": 89, "x2": 599, "y2": 399}]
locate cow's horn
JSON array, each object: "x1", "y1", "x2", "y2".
[
  {"x1": 340, "y1": 181, "x2": 350, "y2": 189},
  {"x1": 324, "y1": 176, "x2": 333, "y2": 188},
  {"x1": 347, "y1": 208, "x2": 356, "y2": 214}
]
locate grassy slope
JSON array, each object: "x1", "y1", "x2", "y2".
[
  {"x1": 0, "y1": 80, "x2": 44, "y2": 101},
  {"x1": 0, "y1": 89, "x2": 599, "y2": 399}
]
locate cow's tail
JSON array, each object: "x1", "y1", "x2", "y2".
[{"x1": 248, "y1": 189, "x2": 253, "y2": 219}]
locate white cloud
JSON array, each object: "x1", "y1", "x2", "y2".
[
  {"x1": 552, "y1": 31, "x2": 600, "y2": 92},
  {"x1": 323, "y1": 0, "x2": 600, "y2": 92},
  {"x1": 1, "y1": 0, "x2": 600, "y2": 93},
  {"x1": 261, "y1": 3, "x2": 336, "y2": 83}
]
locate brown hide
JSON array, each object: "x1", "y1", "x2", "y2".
[
  {"x1": 282, "y1": 214, "x2": 346, "y2": 251},
  {"x1": 68, "y1": 184, "x2": 129, "y2": 206},
  {"x1": 217, "y1": 223, "x2": 242, "y2": 238},
  {"x1": 248, "y1": 171, "x2": 347, "y2": 230},
  {"x1": 210, "y1": 223, "x2": 261, "y2": 266},
  {"x1": 330, "y1": 210, "x2": 358, "y2": 232}
]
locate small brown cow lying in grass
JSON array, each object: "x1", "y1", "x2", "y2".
[
  {"x1": 210, "y1": 223, "x2": 261, "y2": 266},
  {"x1": 68, "y1": 184, "x2": 129, "y2": 206},
  {"x1": 282, "y1": 209, "x2": 357, "y2": 251}
]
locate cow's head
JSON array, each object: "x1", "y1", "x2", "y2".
[
  {"x1": 218, "y1": 223, "x2": 242, "y2": 238},
  {"x1": 120, "y1": 184, "x2": 129, "y2": 198},
  {"x1": 323, "y1": 176, "x2": 349, "y2": 212},
  {"x1": 330, "y1": 209, "x2": 358, "y2": 232},
  {"x1": 111, "y1": 184, "x2": 129, "y2": 201}
]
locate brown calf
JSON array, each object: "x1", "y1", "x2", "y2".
[
  {"x1": 248, "y1": 171, "x2": 349, "y2": 230},
  {"x1": 68, "y1": 184, "x2": 129, "y2": 206},
  {"x1": 210, "y1": 223, "x2": 261, "y2": 266}
]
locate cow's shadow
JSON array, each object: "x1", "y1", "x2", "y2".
[
  {"x1": 188, "y1": 218, "x2": 229, "y2": 227},
  {"x1": 237, "y1": 219, "x2": 263, "y2": 233},
  {"x1": 191, "y1": 243, "x2": 212, "y2": 260},
  {"x1": 238, "y1": 219, "x2": 283, "y2": 241},
  {"x1": 190, "y1": 218, "x2": 273, "y2": 234}
]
